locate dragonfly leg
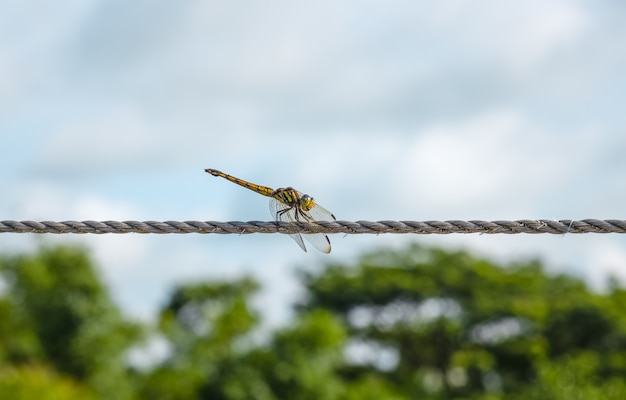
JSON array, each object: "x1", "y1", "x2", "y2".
[{"x1": 276, "y1": 206, "x2": 294, "y2": 220}]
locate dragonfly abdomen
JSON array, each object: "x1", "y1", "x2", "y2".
[{"x1": 205, "y1": 169, "x2": 274, "y2": 197}]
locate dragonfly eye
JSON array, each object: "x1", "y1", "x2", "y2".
[{"x1": 300, "y1": 195, "x2": 315, "y2": 211}]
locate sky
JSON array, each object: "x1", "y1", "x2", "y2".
[{"x1": 1, "y1": 1, "x2": 626, "y2": 329}]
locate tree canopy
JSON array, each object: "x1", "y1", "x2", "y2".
[{"x1": 1, "y1": 243, "x2": 625, "y2": 399}]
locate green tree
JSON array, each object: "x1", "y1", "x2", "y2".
[
  {"x1": 0, "y1": 364, "x2": 98, "y2": 400},
  {"x1": 140, "y1": 278, "x2": 263, "y2": 400},
  {"x1": 255, "y1": 309, "x2": 403, "y2": 399},
  {"x1": 143, "y1": 278, "x2": 401, "y2": 400},
  {"x1": 3, "y1": 243, "x2": 625, "y2": 399},
  {"x1": 0, "y1": 246, "x2": 142, "y2": 399},
  {"x1": 513, "y1": 352, "x2": 626, "y2": 400},
  {"x1": 299, "y1": 244, "x2": 626, "y2": 399},
  {"x1": 250, "y1": 309, "x2": 347, "y2": 400}
]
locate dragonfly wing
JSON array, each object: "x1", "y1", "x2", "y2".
[
  {"x1": 308, "y1": 203, "x2": 336, "y2": 221},
  {"x1": 302, "y1": 203, "x2": 335, "y2": 253},
  {"x1": 288, "y1": 233, "x2": 307, "y2": 252},
  {"x1": 302, "y1": 233, "x2": 332, "y2": 253},
  {"x1": 269, "y1": 195, "x2": 335, "y2": 253},
  {"x1": 269, "y1": 198, "x2": 307, "y2": 252}
]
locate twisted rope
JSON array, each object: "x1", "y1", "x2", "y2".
[{"x1": 1, "y1": 220, "x2": 625, "y2": 235}]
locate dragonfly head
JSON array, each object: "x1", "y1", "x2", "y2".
[{"x1": 300, "y1": 194, "x2": 316, "y2": 211}]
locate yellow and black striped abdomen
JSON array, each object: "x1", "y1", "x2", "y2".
[{"x1": 205, "y1": 169, "x2": 274, "y2": 197}]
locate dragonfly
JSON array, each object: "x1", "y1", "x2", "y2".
[{"x1": 205, "y1": 168, "x2": 336, "y2": 253}]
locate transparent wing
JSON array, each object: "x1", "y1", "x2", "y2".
[
  {"x1": 302, "y1": 232, "x2": 332, "y2": 254},
  {"x1": 269, "y1": 197, "x2": 307, "y2": 252},
  {"x1": 301, "y1": 203, "x2": 335, "y2": 253},
  {"x1": 308, "y1": 203, "x2": 336, "y2": 222},
  {"x1": 269, "y1": 196, "x2": 335, "y2": 253}
]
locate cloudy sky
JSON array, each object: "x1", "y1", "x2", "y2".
[{"x1": 2, "y1": 1, "x2": 626, "y2": 326}]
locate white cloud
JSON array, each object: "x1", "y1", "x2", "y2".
[
  {"x1": 388, "y1": 110, "x2": 577, "y2": 216},
  {"x1": 0, "y1": 49, "x2": 20, "y2": 107},
  {"x1": 0, "y1": 1, "x2": 97, "y2": 106},
  {"x1": 456, "y1": 1, "x2": 590, "y2": 75},
  {"x1": 74, "y1": 0, "x2": 592, "y2": 133},
  {"x1": 37, "y1": 106, "x2": 165, "y2": 176},
  {"x1": 12, "y1": 181, "x2": 138, "y2": 220},
  {"x1": 2, "y1": 0, "x2": 625, "y2": 330},
  {"x1": 586, "y1": 239, "x2": 626, "y2": 290}
]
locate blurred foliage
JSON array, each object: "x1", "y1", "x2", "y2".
[
  {"x1": 1, "y1": 243, "x2": 626, "y2": 399},
  {"x1": 0, "y1": 364, "x2": 97, "y2": 400},
  {"x1": 0, "y1": 246, "x2": 143, "y2": 399}
]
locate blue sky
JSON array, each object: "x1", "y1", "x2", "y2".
[{"x1": 2, "y1": 1, "x2": 626, "y2": 327}]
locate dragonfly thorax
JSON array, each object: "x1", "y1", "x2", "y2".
[{"x1": 272, "y1": 187, "x2": 316, "y2": 211}]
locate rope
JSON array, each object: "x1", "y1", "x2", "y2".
[{"x1": 1, "y1": 220, "x2": 625, "y2": 235}]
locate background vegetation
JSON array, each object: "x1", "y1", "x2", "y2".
[{"x1": 1, "y1": 244, "x2": 625, "y2": 399}]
